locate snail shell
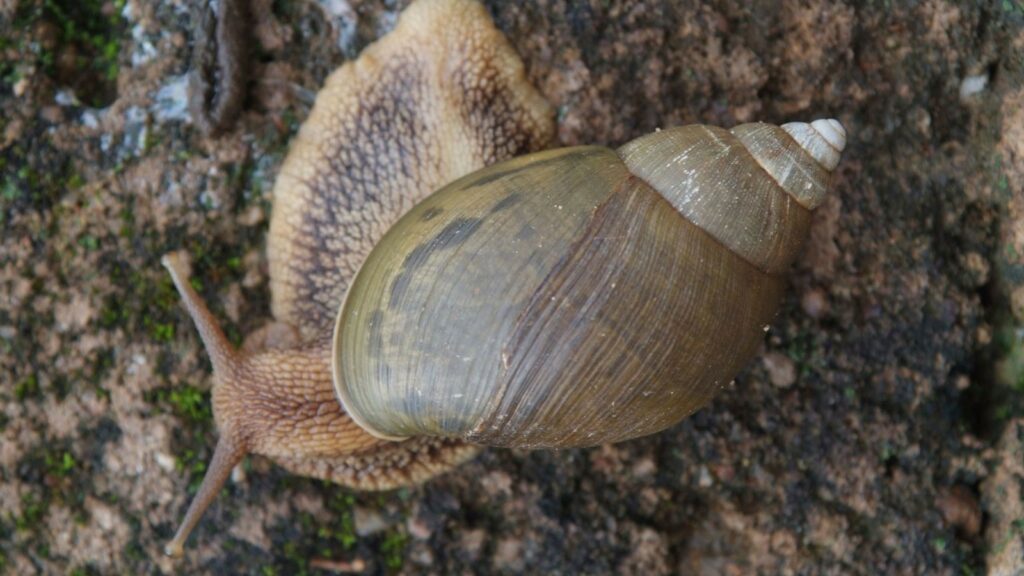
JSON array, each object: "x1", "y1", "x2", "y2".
[{"x1": 334, "y1": 119, "x2": 846, "y2": 448}]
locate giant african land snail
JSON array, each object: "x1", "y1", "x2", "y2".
[{"x1": 161, "y1": 0, "x2": 847, "y2": 556}]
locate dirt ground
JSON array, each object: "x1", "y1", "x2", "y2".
[{"x1": 1, "y1": 0, "x2": 1023, "y2": 574}]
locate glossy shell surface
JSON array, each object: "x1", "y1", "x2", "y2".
[{"x1": 333, "y1": 121, "x2": 845, "y2": 448}]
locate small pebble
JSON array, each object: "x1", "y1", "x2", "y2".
[
  {"x1": 409, "y1": 544, "x2": 434, "y2": 566},
  {"x1": 492, "y1": 538, "x2": 524, "y2": 572},
  {"x1": 1011, "y1": 286, "x2": 1024, "y2": 323},
  {"x1": 959, "y1": 73, "x2": 988, "y2": 102},
  {"x1": 13, "y1": 76, "x2": 29, "y2": 97},
  {"x1": 697, "y1": 465, "x2": 713, "y2": 488},
  {"x1": 770, "y1": 529, "x2": 797, "y2": 555},
  {"x1": 459, "y1": 529, "x2": 486, "y2": 562},
  {"x1": 631, "y1": 457, "x2": 657, "y2": 479},
  {"x1": 308, "y1": 557, "x2": 366, "y2": 573},
  {"x1": 353, "y1": 507, "x2": 388, "y2": 537},
  {"x1": 230, "y1": 462, "x2": 246, "y2": 484},
  {"x1": 936, "y1": 485, "x2": 981, "y2": 537},
  {"x1": 155, "y1": 452, "x2": 176, "y2": 472},
  {"x1": 975, "y1": 324, "x2": 992, "y2": 346},
  {"x1": 407, "y1": 516, "x2": 432, "y2": 540},
  {"x1": 962, "y1": 252, "x2": 990, "y2": 287},
  {"x1": 801, "y1": 288, "x2": 829, "y2": 319},
  {"x1": 762, "y1": 352, "x2": 797, "y2": 388}
]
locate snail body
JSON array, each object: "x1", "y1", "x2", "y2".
[{"x1": 160, "y1": 0, "x2": 846, "y2": 557}]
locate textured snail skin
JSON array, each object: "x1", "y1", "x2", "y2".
[
  {"x1": 334, "y1": 121, "x2": 846, "y2": 448},
  {"x1": 162, "y1": 0, "x2": 553, "y2": 557},
  {"x1": 268, "y1": 0, "x2": 553, "y2": 338}
]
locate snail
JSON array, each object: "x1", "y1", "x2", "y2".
[{"x1": 160, "y1": 0, "x2": 847, "y2": 558}]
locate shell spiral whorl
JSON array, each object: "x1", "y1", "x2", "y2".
[{"x1": 783, "y1": 118, "x2": 847, "y2": 172}]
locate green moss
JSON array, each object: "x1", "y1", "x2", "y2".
[
  {"x1": 282, "y1": 540, "x2": 311, "y2": 576},
  {"x1": 1, "y1": 179, "x2": 18, "y2": 201},
  {"x1": 0, "y1": 145, "x2": 85, "y2": 218},
  {"x1": 45, "y1": 450, "x2": 76, "y2": 477},
  {"x1": 380, "y1": 529, "x2": 408, "y2": 570},
  {"x1": 99, "y1": 305, "x2": 120, "y2": 328},
  {"x1": 88, "y1": 348, "x2": 115, "y2": 387},
  {"x1": 66, "y1": 172, "x2": 84, "y2": 190},
  {"x1": 123, "y1": 540, "x2": 146, "y2": 563},
  {"x1": 15, "y1": 492, "x2": 46, "y2": 532},
  {"x1": 322, "y1": 492, "x2": 358, "y2": 550},
  {"x1": 879, "y1": 443, "x2": 896, "y2": 464},
  {"x1": 142, "y1": 127, "x2": 162, "y2": 155},
  {"x1": 170, "y1": 386, "x2": 212, "y2": 423},
  {"x1": 337, "y1": 510, "x2": 357, "y2": 549},
  {"x1": 117, "y1": 200, "x2": 135, "y2": 238},
  {"x1": 98, "y1": 266, "x2": 182, "y2": 338},
  {"x1": 147, "y1": 385, "x2": 212, "y2": 424},
  {"x1": 174, "y1": 448, "x2": 210, "y2": 494},
  {"x1": 151, "y1": 322, "x2": 175, "y2": 342},
  {"x1": 14, "y1": 374, "x2": 40, "y2": 401},
  {"x1": 77, "y1": 234, "x2": 98, "y2": 251},
  {"x1": 11, "y1": 0, "x2": 129, "y2": 106}
]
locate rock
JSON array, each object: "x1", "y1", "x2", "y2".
[
  {"x1": 493, "y1": 537, "x2": 524, "y2": 572},
  {"x1": 458, "y1": 528, "x2": 486, "y2": 562},
  {"x1": 406, "y1": 515, "x2": 432, "y2": 540},
  {"x1": 801, "y1": 288, "x2": 830, "y2": 319},
  {"x1": 353, "y1": 507, "x2": 389, "y2": 537},
  {"x1": 936, "y1": 485, "x2": 981, "y2": 538},
  {"x1": 762, "y1": 352, "x2": 797, "y2": 388}
]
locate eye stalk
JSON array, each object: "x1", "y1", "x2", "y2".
[{"x1": 160, "y1": 253, "x2": 248, "y2": 558}]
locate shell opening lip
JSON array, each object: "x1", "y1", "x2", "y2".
[{"x1": 331, "y1": 298, "x2": 410, "y2": 443}]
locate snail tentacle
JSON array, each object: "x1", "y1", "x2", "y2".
[
  {"x1": 161, "y1": 252, "x2": 249, "y2": 557},
  {"x1": 162, "y1": 252, "x2": 239, "y2": 377},
  {"x1": 164, "y1": 435, "x2": 246, "y2": 557}
]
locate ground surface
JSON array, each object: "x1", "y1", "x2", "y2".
[{"x1": 1, "y1": 0, "x2": 1024, "y2": 574}]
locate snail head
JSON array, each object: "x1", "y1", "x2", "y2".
[{"x1": 159, "y1": 253, "x2": 382, "y2": 557}]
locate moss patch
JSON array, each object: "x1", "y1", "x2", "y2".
[{"x1": 15, "y1": 0, "x2": 127, "y2": 107}]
